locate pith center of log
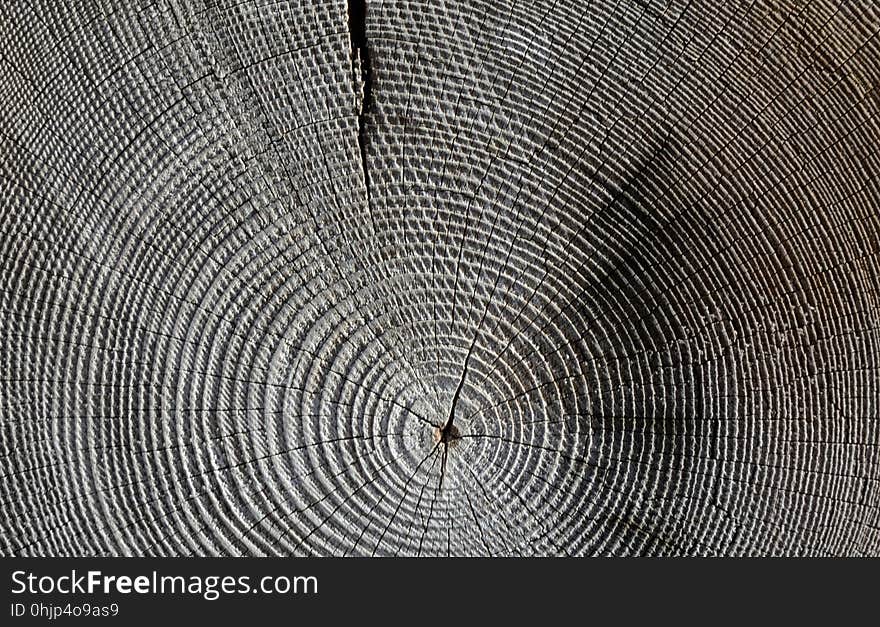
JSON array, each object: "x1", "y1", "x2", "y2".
[{"x1": 433, "y1": 422, "x2": 462, "y2": 448}]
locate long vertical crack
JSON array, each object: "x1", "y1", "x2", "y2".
[{"x1": 348, "y1": 0, "x2": 373, "y2": 202}]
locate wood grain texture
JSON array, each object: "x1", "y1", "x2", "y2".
[{"x1": 2, "y1": 0, "x2": 879, "y2": 556}]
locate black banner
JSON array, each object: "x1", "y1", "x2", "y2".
[{"x1": 1, "y1": 558, "x2": 876, "y2": 623}]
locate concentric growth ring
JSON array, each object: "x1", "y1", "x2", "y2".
[{"x1": 1, "y1": 0, "x2": 879, "y2": 556}]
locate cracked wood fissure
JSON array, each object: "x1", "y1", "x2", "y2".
[
  {"x1": 349, "y1": 0, "x2": 373, "y2": 203},
  {"x1": 1, "y1": 0, "x2": 880, "y2": 556}
]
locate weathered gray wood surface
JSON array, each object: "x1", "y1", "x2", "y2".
[{"x1": 1, "y1": 0, "x2": 879, "y2": 555}]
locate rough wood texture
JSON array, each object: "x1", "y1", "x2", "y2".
[{"x1": 2, "y1": 0, "x2": 879, "y2": 556}]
